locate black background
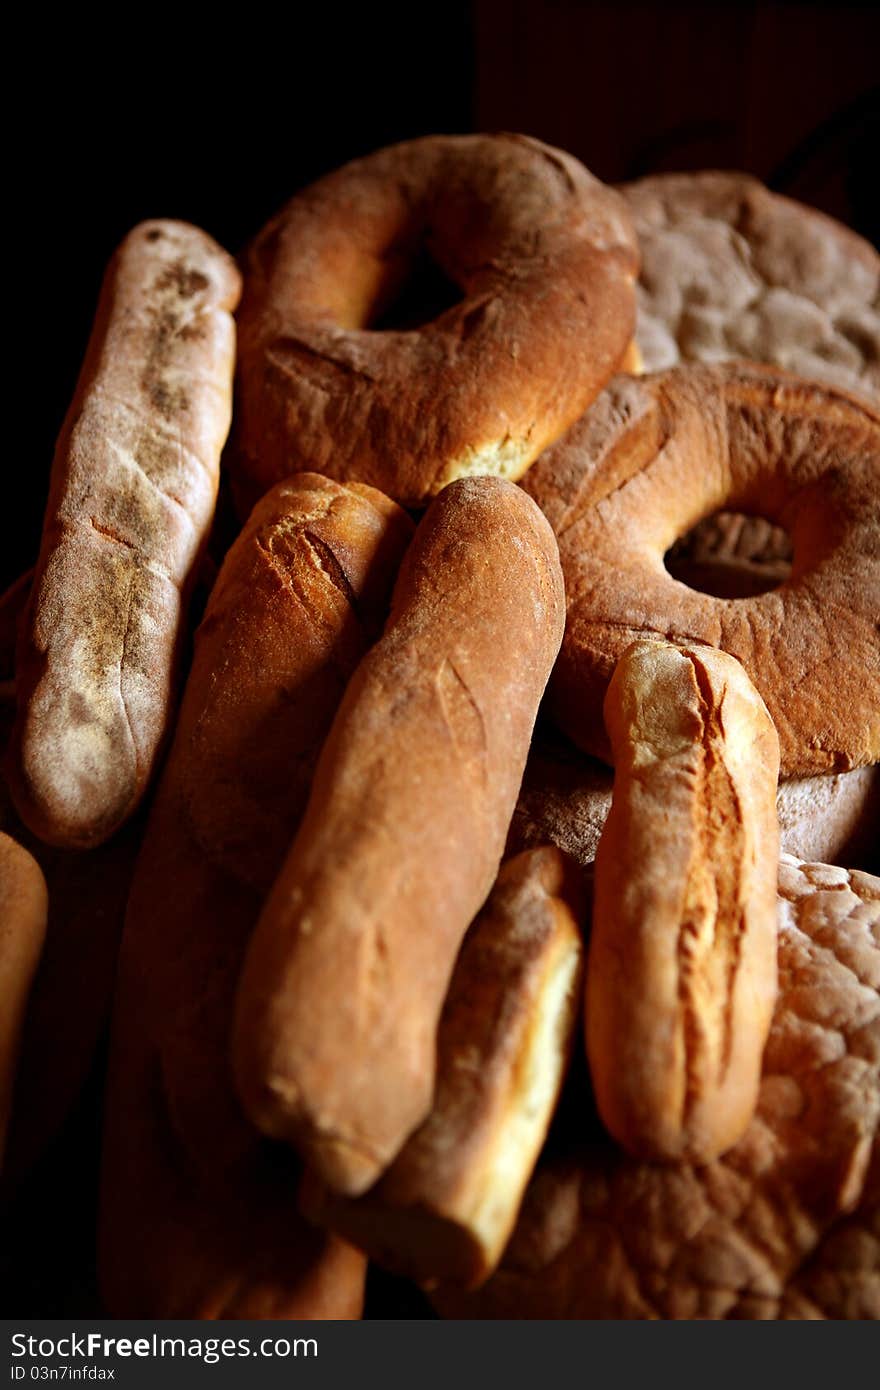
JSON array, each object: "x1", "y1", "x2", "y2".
[{"x1": 11, "y1": 1, "x2": 879, "y2": 592}]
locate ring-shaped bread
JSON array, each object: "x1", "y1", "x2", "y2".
[
  {"x1": 232, "y1": 133, "x2": 639, "y2": 509},
  {"x1": 523, "y1": 362, "x2": 880, "y2": 777}
]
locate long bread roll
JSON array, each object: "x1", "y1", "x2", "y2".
[
  {"x1": 304, "y1": 846, "x2": 585, "y2": 1288},
  {"x1": 233, "y1": 476, "x2": 566, "y2": 1196},
  {"x1": 588, "y1": 641, "x2": 780, "y2": 1163},
  {"x1": 100, "y1": 474, "x2": 411, "y2": 1317},
  {"x1": 0, "y1": 833, "x2": 47, "y2": 1163},
  {"x1": 9, "y1": 221, "x2": 241, "y2": 849}
]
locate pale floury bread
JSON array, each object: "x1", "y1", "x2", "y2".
[{"x1": 433, "y1": 855, "x2": 880, "y2": 1319}]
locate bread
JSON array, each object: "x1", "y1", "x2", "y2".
[
  {"x1": 99, "y1": 473, "x2": 413, "y2": 1317},
  {"x1": 304, "y1": 846, "x2": 585, "y2": 1288},
  {"x1": 9, "y1": 221, "x2": 241, "y2": 849},
  {"x1": 524, "y1": 362, "x2": 880, "y2": 777},
  {"x1": 233, "y1": 476, "x2": 566, "y2": 1195},
  {"x1": 588, "y1": 641, "x2": 780, "y2": 1163},
  {"x1": 231, "y1": 133, "x2": 638, "y2": 509},
  {"x1": 433, "y1": 856, "x2": 880, "y2": 1319},
  {"x1": 508, "y1": 728, "x2": 880, "y2": 873}
]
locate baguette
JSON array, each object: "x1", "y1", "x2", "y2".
[
  {"x1": 9, "y1": 221, "x2": 240, "y2": 849},
  {"x1": 100, "y1": 474, "x2": 411, "y2": 1317},
  {"x1": 233, "y1": 476, "x2": 566, "y2": 1195},
  {"x1": 305, "y1": 846, "x2": 585, "y2": 1288},
  {"x1": 588, "y1": 640, "x2": 780, "y2": 1162}
]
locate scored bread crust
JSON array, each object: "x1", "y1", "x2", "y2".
[
  {"x1": 433, "y1": 855, "x2": 880, "y2": 1320},
  {"x1": 231, "y1": 133, "x2": 638, "y2": 509},
  {"x1": 99, "y1": 475, "x2": 413, "y2": 1318},
  {"x1": 589, "y1": 642, "x2": 780, "y2": 1163},
  {"x1": 233, "y1": 477, "x2": 566, "y2": 1196},
  {"x1": 9, "y1": 221, "x2": 241, "y2": 850},
  {"x1": 523, "y1": 361, "x2": 880, "y2": 777}
]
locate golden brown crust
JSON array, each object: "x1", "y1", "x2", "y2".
[
  {"x1": 433, "y1": 856, "x2": 880, "y2": 1320},
  {"x1": 524, "y1": 361, "x2": 880, "y2": 777},
  {"x1": 99, "y1": 476, "x2": 412, "y2": 1318},
  {"x1": 231, "y1": 133, "x2": 638, "y2": 509},
  {"x1": 180, "y1": 473, "x2": 413, "y2": 892},
  {"x1": 233, "y1": 477, "x2": 566, "y2": 1195},
  {"x1": 9, "y1": 221, "x2": 241, "y2": 850},
  {"x1": 0, "y1": 832, "x2": 47, "y2": 1162},
  {"x1": 304, "y1": 847, "x2": 585, "y2": 1289},
  {"x1": 588, "y1": 642, "x2": 780, "y2": 1163}
]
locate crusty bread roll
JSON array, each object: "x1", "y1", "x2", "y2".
[
  {"x1": 433, "y1": 855, "x2": 880, "y2": 1320},
  {"x1": 304, "y1": 846, "x2": 585, "y2": 1288},
  {"x1": 100, "y1": 474, "x2": 413, "y2": 1318},
  {"x1": 0, "y1": 832, "x2": 47, "y2": 1163},
  {"x1": 9, "y1": 221, "x2": 241, "y2": 850},
  {"x1": 233, "y1": 477, "x2": 566, "y2": 1196},
  {"x1": 588, "y1": 642, "x2": 780, "y2": 1163}
]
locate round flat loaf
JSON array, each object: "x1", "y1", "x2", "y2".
[
  {"x1": 433, "y1": 855, "x2": 880, "y2": 1319},
  {"x1": 621, "y1": 171, "x2": 879, "y2": 401}
]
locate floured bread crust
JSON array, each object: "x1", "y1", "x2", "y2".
[
  {"x1": 621, "y1": 171, "x2": 879, "y2": 401},
  {"x1": 433, "y1": 856, "x2": 880, "y2": 1319},
  {"x1": 9, "y1": 221, "x2": 241, "y2": 849}
]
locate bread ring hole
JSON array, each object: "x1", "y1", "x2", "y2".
[
  {"x1": 664, "y1": 510, "x2": 793, "y2": 598},
  {"x1": 367, "y1": 244, "x2": 463, "y2": 332}
]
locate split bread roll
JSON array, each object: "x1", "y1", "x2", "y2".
[
  {"x1": 433, "y1": 856, "x2": 880, "y2": 1320},
  {"x1": 9, "y1": 221, "x2": 241, "y2": 849},
  {"x1": 234, "y1": 476, "x2": 566, "y2": 1196},
  {"x1": 100, "y1": 474, "x2": 413, "y2": 1318},
  {"x1": 0, "y1": 833, "x2": 47, "y2": 1163},
  {"x1": 588, "y1": 641, "x2": 780, "y2": 1163},
  {"x1": 304, "y1": 846, "x2": 585, "y2": 1289}
]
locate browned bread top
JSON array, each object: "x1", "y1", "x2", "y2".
[{"x1": 232, "y1": 133, "x2": 638, "y2": 508}]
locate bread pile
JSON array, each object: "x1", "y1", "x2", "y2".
[{"x1": 1, "y1": 135, "x2": 878, "y2": 1320}]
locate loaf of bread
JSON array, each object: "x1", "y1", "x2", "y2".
[
  {"x1": 233, "y1": 476, "x2": 566, "y2": 1196},
  {"x1": 433, "y1": 856, "x2": 880, "y2": 1320},
  {"x1": 9, "y1": 221, "x2": 241, "y2": 849},
  {"x1": 304, "y1": 846, "x2": 585, "y2": 1288},
  {"x1": 100, "y1": 473, "x2": 413, "y2": 1317},
  {"x1": 588, "y1": 641, "x2": 780, "y2": 1162}
]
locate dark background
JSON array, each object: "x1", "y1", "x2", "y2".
[{"x1": 10, "y1": 0, "x2": 879, "y2": 593}]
